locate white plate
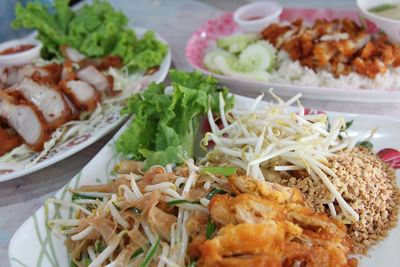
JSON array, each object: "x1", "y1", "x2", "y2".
[
  {"x1": 185, "y1": 10, "x2": 400, "y2": 103},
  {"x1": 8, "y1": 94, "x2": 400, "y2": 267},
  {"x1": 0, "y1": 27, "x2": 171, "y2": 183}
]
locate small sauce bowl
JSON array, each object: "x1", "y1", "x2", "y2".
[
  {"x1": 0, "y1": 38, "x2": 42, "y2": 66},
  {"x1": 233, "y1": 1, "x2": 283, "y2": 33},
  {"x1": 357, "y1": 0, "x2": 400, "y2": 44}
]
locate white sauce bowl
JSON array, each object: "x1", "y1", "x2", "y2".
[
  {"x1": 0, "y1": 38, "x2": 42, "y2": 67},
  {"x1": 233, "y1": 1, "x2": 283, "y2": 33}
]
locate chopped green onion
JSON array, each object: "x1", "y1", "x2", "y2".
[
  {"x1": 205, "y1": 189, "x2": 227, "y2": 200},
  {"x1": 357, "y1": 141, "x2": 373, "y2": 149},
  {"x1": 131, "y1": 247, "x2": 144, "y2": 259},
  {"x1": 140, "y1": 237, "x2": 160, "y2": 267},
  {"x1": 202, "y1": 166, "x2": 236, "y2": 177},
  {"x1": 368, "y1": 4, "x2": 396, "y2": 12},
  {"x1": 71, "y1": 193, "x2": 102, "y2": 201},
  {"x1": 167, "y1": 199, "x2": 201, "y2": 206},
  {"x1": 345, "y1": 120, "x2": 353, "y2": 130},
  {"x1": 206, "y1": 215, "x2": 216, "y2": 239},
  {"x1": 85, "y1": 258, "x2": 91, "y2": 266},
  {"x1": 128, "y1": 206, "x2": 142, "y2": 215},
  {"x1": 189, "y1": 260, "x2": 197, "y2": 267},
  {"x1": 131, "y1": 242, "x2": 151, "y2": 259},
  {"x1": 112, "y1": 202, "x2": 121, "y2": 211},
  {"x1": 94, "y1": 240, "x2": 104, "y2": 254},
  {"x1": 70, "y1": 260, "x2": 78, "y2": 267}
]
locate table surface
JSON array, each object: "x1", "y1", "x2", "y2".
[{"x1": 0, "y1": 0, "x2": 388, "y2": 265}]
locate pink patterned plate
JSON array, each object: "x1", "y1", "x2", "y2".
[{"x1": 186, "y1": 9, "x2": 400, "y2": 104}]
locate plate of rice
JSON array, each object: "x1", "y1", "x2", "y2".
[{"x1": 186, "y1": 8, "x2": 400, "y2": 103}]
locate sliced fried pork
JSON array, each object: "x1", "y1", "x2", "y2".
[
  {"x1": 77, "y1": 65, "x2": 117, "y2": 96},
  {"x1": 0, "y1": 127, "x2": 22, "y2": 156},
  {"x1": 63, "y1": 94, "x2": 80, "y2": 120},
  {"x1": 2, "y1": 63, "x2": 62, "y2": 86},
  {"x1": 61, "y1": 45, "x2": 86, "y2": 63},
  {"x1": 0, "y1": 90, "x2": 50, "y2": 151},
  {"x1": 6, "y1": 78, "x2": 71, "y2": 129},
  {"x1": 83, "y1": 55, "x2": 124, "y2": 70},
  {"x1": 61, "y1": 60, "x2": 77, "y2": 81},
  {"x1": 59, "y1": 80, "x2": 101, "y2": 112}
]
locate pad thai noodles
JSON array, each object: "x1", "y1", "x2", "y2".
[{"x1": 45, "y1": 90, "x2": 399, "y2": 266}]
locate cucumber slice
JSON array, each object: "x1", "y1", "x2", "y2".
[
  {"x1": 204, "y1": 50, "x2": 236, "y2": 74},
  {"x1": 239, "y1": 40, "x2": 277, "y2": 72},
  {"x1": 217, "y1": 33, "x2": 260, "y2": 53},
  {"x1": 214, "y1": 54, "x2": 270, "y2": 81}
]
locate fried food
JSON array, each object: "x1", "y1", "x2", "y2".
[
  {"x1": 262, "y1": 18, "x2": 400, "y2": 78},
  {"x1": 0, "y1": 90, "x2": 50, "y2": 151},
  {"x1": 195, "y1": 175, "x2": 357, "y2": 267}
]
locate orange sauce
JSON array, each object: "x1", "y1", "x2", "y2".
[{"x1": 0, "y1": 44, "x2": 35, "y2": 55}]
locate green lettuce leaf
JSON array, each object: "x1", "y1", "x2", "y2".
[
  {"x1": 12, "y1": 0, "x2": 167, "y2": 70},
  {"x1": 116, "y1": 70, "x2": 234, "y2": 169}
]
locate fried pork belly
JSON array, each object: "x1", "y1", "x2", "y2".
[
  {"x1": 61, "y1": 45, "x2": 87, "y2": 63},
  {"x1": 6, "y1": 78, "x2": 71, "y2": 129},
  {"x1": 194, "y1": 175, "x2": 356, "y2": 267},
  {"x1": 77, "y1": 65, "x2": 117, "y2": 96},
  {"x1": 59, "y1": 80, "x2": 101, "y2": 112},
  {"x1": 0, "y1": 127, "x2": 22, "y2": 156},
  {"x1": 61, "y1": 60, "x2": 77, "y2": 81},
  {"x1": 0, "y1": 90, "x2": 50, "y2": 151},
  {"x1": 2, "y1": 63, "x2": 62, "y2": 86},
  {"x1": 261, "y1": 18, "x2": 400, "y2": 78},
  {"x1": 83, "y1": 55, "x2": 124, "y2": 71}
]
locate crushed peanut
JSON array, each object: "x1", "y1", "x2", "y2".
[{"x1": 277, "y1": 146, "x2": 400, "y2": 254}]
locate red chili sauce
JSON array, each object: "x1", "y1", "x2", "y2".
[
  {"x1": 243, "y1": 16, "x2": 265, "y2": 21},
  {"x1": 0, "y1": 44, "x2": 35, "y2": 55}
]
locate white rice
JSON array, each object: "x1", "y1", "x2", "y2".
[{"x1": 269, "y1": 50, "x2": 400, "y2": 90}]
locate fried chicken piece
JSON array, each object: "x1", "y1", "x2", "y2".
[
  {"x1": 209, "y1": 193, "x2": 289, "y2": 226},
  {"x1": 261, "y1": 23, "x2": 292, "y2": 47},
  {"x1": 261, "y1": 17, "x2": 399, "y2": 78},
  {"x1": 228, "y1": 174, "x2": 303, "y2": 204},
  {"x1": 313, "y1": 41, "x2": 337, "y2": 67},
  {"x1": 198, "y1": 223, "x2": 357, "y2": 267},
  {"x1": 193, "y1": 175, "x2": 357, "y2": 267}
]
